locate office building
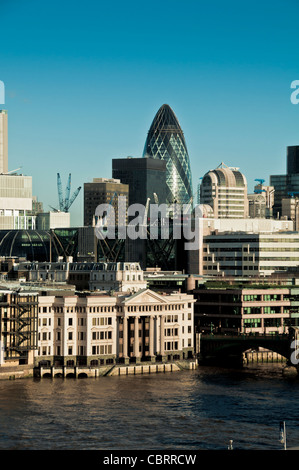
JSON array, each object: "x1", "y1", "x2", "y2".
[
  {"x1": 0, "y1": 110, "x2": 8, "y2": 174},
  {"x1": 30, "y1": 196, "x2": 43, "y2": 215},
  {"x1": 36, "y1": 211, "x2": 70, "y2": 230},
  {"x1": 68, "y1": 261, "x2": 147, "y2": 292},
  {"x1": 0, "y1": 173, "x2": 35, "y2": 229},
  {"x1": 84, "y1": 178, "x2": 129, "y2": 227},
  {"x1": 187, "y1": 217, "x2": 294, "y2": 275},
  {"x1": 287, "y1": 145, "x2": 299, "y2": 174},
  {"x1": 36, "y1": 288, "x2": 195, "y2": 367},
  {"x1": 112, "y1": 156, "x2": 167, "y2": 207},
  {"x1": 270, "y1": 146, "x2": 299, "y2": 217},
  {"x1": 281, "y1": 197, "x2": 299, "y2": 230},
  {"x1": 0, "y1": 111, "x2": 36, "y2": 229},
  {"x1": 200, "y1": 162, "x2": 248, "y2": 218},
  {"x1": 193, "y1": 285, "x2": 299, "y2": 336},
  {"x1": 248, "y1": 181, "x2": 275, "y2": 219},
  {"x1": 143, "y1": 104, "x2": 193, "y2": 206},
  {"x1": 14, "y1": 260, "x2": 147, "y2": 293},
  {"x1": 202, "y1": 231, "x2": 299, "y2": 277}
]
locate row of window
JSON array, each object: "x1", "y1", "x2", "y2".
[
  {"x1": 205, "y1": 248, "x2": 299, "y2": 255},
  {"x1": 243, "y1": 294, "x2": 286, "y2": 301},
  {"x1": 39, "y1": 316, "x2": 113, "y2": 327},
  {"x1": 243, "y1": 307, "x2": 288, "y2": 314},
  {"x1": 207, "y1": 238, "x2": 299, "y2": 243},
  {"x1": 39, "y1": 314, "x2": 192, "y2": 329},
  {"x1": 243, "y1": 318, "x2": 282, "y2": 327},
  {"x1": 40, "y1": 304, "x2": 190, "y2": 314},
  {"x1": 39, "y1": 330, "x2": 113, "y2": 342},
  {"x1": 126, "y1": 304, "x2": 188, "y2": 313},
  {"x1": 41, "y1": 306, "x2": 115, "y2": 314},
  {"x1": 39, "y1": 344, "x2": 113, "y2": 356}
]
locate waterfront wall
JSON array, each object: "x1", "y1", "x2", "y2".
[
  {"x1": 0, "y1": 365, "x2": 34, "y2": 381},
  {"x1": 109, "y1": 361, "x2": 197, "y2": 376},
  {"x1": 35, "y1": 360, "x2": 197, "y2": 378}
]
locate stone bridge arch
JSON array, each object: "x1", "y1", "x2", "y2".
[{"x1": 199, "y1": 331, "x2": 297, "y2": 364}]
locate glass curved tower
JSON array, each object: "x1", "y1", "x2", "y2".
[{"x1": 142, "y1": 104, "x2": 193, "y2": 205}]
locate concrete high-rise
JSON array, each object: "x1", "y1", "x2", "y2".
[
  {"x1": 0, "y1": 110, "x2": 36, "y2": 229},
  {"x1": 0, "y1": 110, "x2": 8, "y2": 174},
  {"x1": 142, "y1": 104, "x2": 193, "y2": 206},
  {"x1": 200, "y1": 162, "x2": 248, "y2": 218},
  {"x1": 84, "y1": 178, "x2": 129, "y2": 227}
]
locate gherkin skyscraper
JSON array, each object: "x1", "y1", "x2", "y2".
[{"x1": 143, "y1": 104, "x2": 193, "y2": 205}]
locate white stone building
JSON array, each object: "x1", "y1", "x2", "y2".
[
  {"x1": 15, "y1": 260, "x2": 147, "y2": 293},
  {"x1": 199, "y1": 162, "x2": 248, "y2": 219},
  {"x1": 36, "y1": 288, "x2": 195, "y2": 367}
]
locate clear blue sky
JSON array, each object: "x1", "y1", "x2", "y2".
[{"x1": 1, "y1": 0, "x2": 299, "y2": 226}]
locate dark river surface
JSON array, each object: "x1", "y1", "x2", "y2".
[{"x1": 0, "y1": 363, "x2": 298, "y2": 451}]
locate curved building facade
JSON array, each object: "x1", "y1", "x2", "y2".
[
  {"x1": 200, "y1": 163, "x2": 248, "y2": 218},
  {"x1": 142, "y1": 104, "x2": 193, "y2": 205},
  {"x1": 0, "y1": 229, "x2": 78, "y2": 262}
]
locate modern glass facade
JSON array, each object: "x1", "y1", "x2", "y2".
[
  {"x1": 142, "y1": 104, "x2": 193, "y2": 206},
  {"x1": 112, "y1": 157, "x2": 167, "y2": 206},
  {"x1": 287, "y1": 146, "x2": 299, "y2": 174},
  {"x1": 0, "y1": 229, "x2": 78, "y2": 261},
  {"x1": 270, "y1": 146, "x2": 299, "y2": 217}
]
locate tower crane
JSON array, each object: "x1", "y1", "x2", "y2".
[
  {"x1": 254, "y1": 178, "x2": 265, "y2": 185},
  {"x1": 51, "y1": 173, "x2": 81, "y2": 212}
]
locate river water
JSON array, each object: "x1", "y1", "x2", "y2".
[{"x1": 0, "y1": 363, "x2": 298, "y2": 451}]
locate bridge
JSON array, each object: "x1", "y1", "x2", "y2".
[{"x1": 198, "y1": 327, "x2": 299, "y2": 367}]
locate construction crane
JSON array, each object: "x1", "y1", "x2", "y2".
[
  {"x1": 255, "y1": 178, "x2": 265, "y2": 185},
  {"x1": 2, "y1": 167, "x2": 22, "y2": 175},
  {"x1": 54, "y1": 173, "x2": 81, "y2": 212},
  {"x1": 143, "y1": 197, "x2": 151, "y2": 225}
]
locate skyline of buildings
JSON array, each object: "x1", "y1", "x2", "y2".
[
  {"x1": 2, "y1": 1, "x2": 299, "y2": 454},
  {"x1": 1, "y1": 104, "x2": 299, "y2": 275},
  {"x1": 2, "y1": 100, "x2": 299, "y2": 370},
  {"x1": 1, "y1": 104, "x2": 299, "y2": 230}
]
